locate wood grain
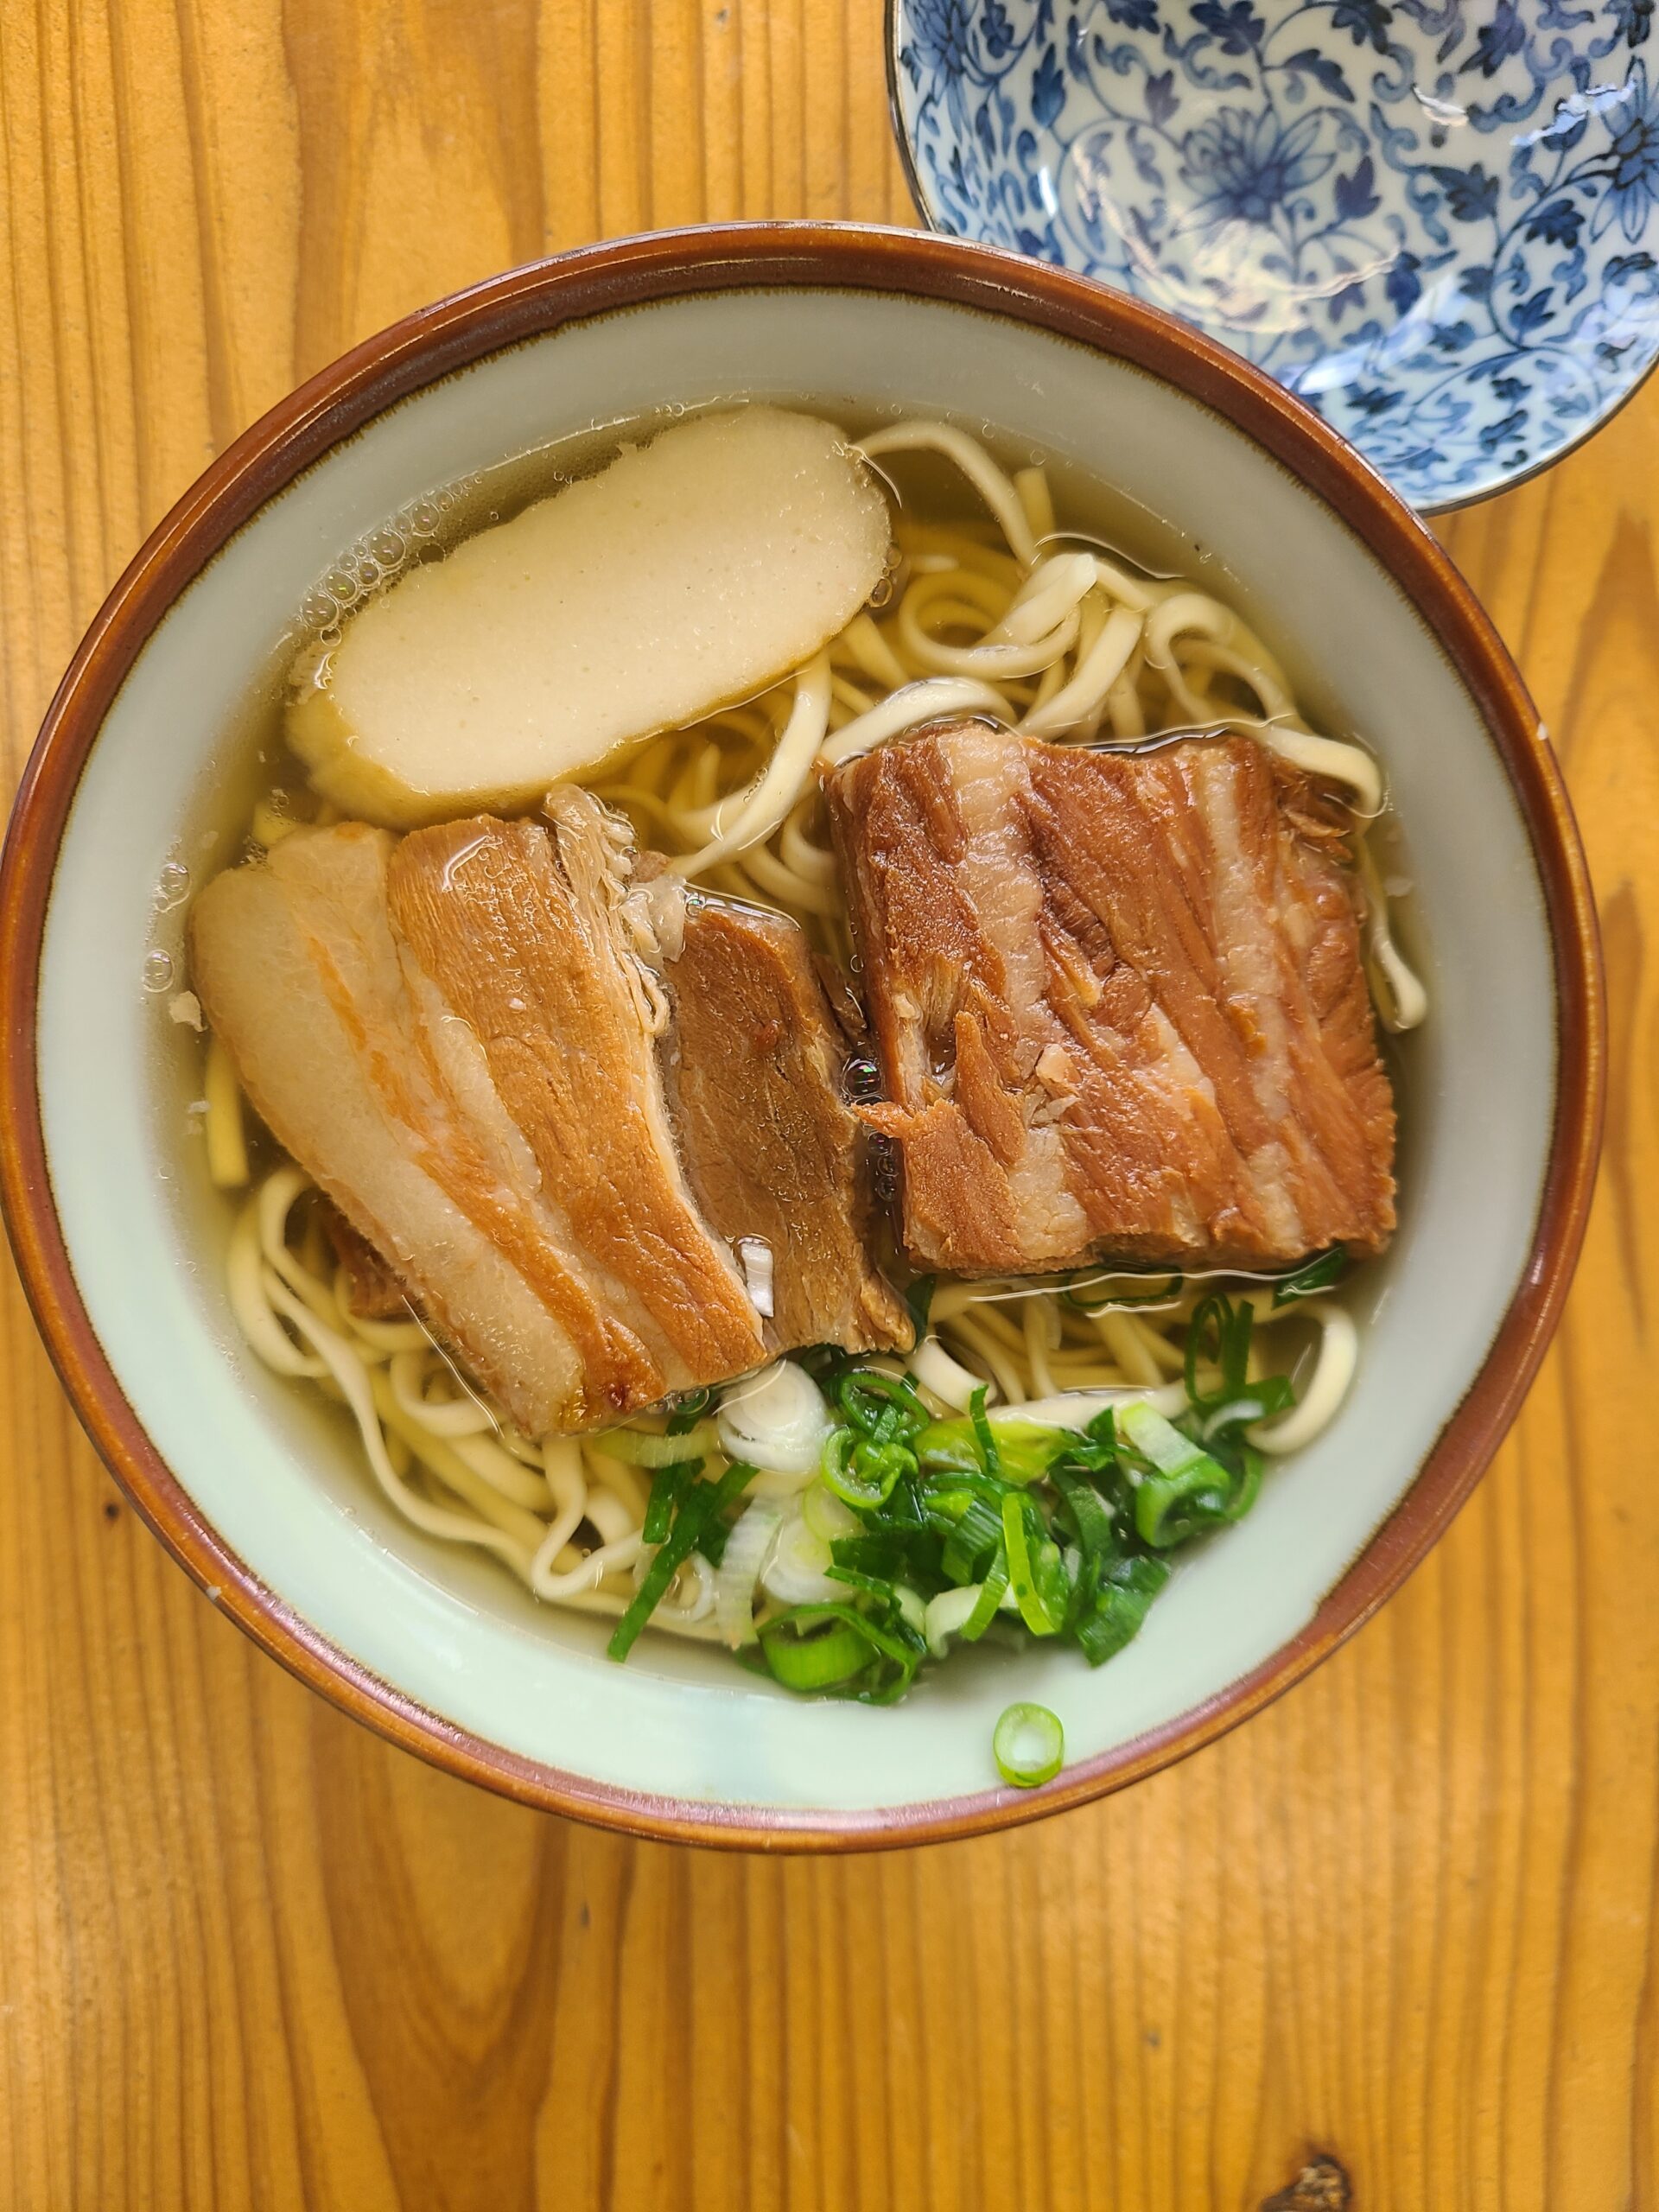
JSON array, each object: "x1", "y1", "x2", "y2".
[{"x1": 0, "y1": 2, "x2": 1655, "y2": 2204}]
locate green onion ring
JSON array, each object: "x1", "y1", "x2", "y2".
[
  {"x1": 760, "y1": 1613, "x2": 875, "y2": 1691},
  {"x1": 993, "y1": 1701, "x2": 1065, "y2": 1788}
]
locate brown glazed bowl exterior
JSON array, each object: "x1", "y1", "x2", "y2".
[{"x1": 0, "y1": 224, "x2": 1605, "y2": 1850}]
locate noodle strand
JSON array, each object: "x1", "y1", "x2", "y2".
[{"x1": 206, "y1": 411, "x2": 1416, "y2": 1649}]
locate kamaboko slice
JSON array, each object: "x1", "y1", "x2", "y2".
[{"x1": 288, "y1": 406, "x2": 892, "y2": 827}]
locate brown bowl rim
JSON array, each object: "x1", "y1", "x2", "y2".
[{"x1": 0, "y1": 220, "x2": 1605, "y2": 1852}]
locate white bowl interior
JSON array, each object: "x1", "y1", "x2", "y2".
[{"x1": 36, "y1": 287, "x2": 1554, "y2": 1817}]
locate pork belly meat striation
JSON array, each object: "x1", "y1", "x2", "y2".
[
  {"x1": 825, "y1": 721, "x2": 1396, "y2": 1276},
  {"x1": 664, "y1": 893, "x2": 912, "y2": 1355},
  {"x1": 385, "y1": 799, "x2": 770, "y2": 1405}
]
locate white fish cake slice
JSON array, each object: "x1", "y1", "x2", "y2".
[{"x1": 289, "y1": 406, "x2": 891, "y2": 827}]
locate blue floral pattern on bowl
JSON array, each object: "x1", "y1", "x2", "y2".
[{"x1": 890, "y1": 0, "x2": 1659, "y2": 505}]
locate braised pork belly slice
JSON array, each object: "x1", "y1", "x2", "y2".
[
  {"x1": 825, "y1": 721, "x2": 1396, "y2": 1276},
  {"x1": 664, "y1": 894, "x2": 912, "y2": 1357},
  {"x1": 387, "y1": 801, "x2": 768, "y2": 1396},
  {"x1": 190, "y1": 822, "x2": 617, "y2": 1433},
  {"x1": 190, "y1": 800, "x2": 766, "y2": 1435}
]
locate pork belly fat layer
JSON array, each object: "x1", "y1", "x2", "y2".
[
  {"x1": 826, "y1": 721, "x2": 1397, "y2": 1274},
  {"x1": 189, "y1": 822, "x2": 603, "y2": 1434},
  {"x1": 664, "y1": 895, "x2": 912, "y2": 1357},
  {"x1": 387, "y1": 803, "x2": 768, "y2": 1396},
  {"x1": 190, "y1": 804, "x2": 771, "y2": 1434}
]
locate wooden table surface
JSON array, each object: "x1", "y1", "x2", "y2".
[{"x1": 1, "y1": 3, "x2": 1655, "y2": 2205}]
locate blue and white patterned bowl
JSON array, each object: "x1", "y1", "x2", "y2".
[{"x1": 889, "y1": 0, "x2": 1659, "y2": 505}]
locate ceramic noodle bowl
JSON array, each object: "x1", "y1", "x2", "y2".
[
  {"x1": 0, "y1": 228, "x2": 1601, "y2": 1846},
  {"x1": 889, "y1": 0, "x2": 1659, "y2": 505}
]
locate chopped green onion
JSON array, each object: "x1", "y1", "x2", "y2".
[
  {"x1": 1081, "y1": 1404, "x2": 1118, "y2": 1460},
  {"x1": 830, "y1": 1529, "x2": 916, "y2": 1585},
  {"x1": 758, "y1": 1601, "x2": 921, "y2": 1702},
  {"x1": 1198, "y1": 1384, "x2": 1293, "y2": 1440},
  {"x1": 961, "y1": 1559, "x2": 1010, "y2": 1640},
  {"x1": 760, "y1": 1611, "x2": 875, "y2": 1691},
  {"x1": 914, "y1": 1422, "x2": 983, "y2": 1478},
  {"x1": 993, "y1": 1701, "x2": 1065, "y2": 1788},
  {"x1": 821, "y1": 1425, "x2": 910, "y2": 1509},
  {"x1": 762, "y1": 1510, "x2": 839, "y2": 1604},
  {"x1": 941, "y1": 1491, "x2": 1004, "y2": 1584},
  {"x1": 825, "y1": 1561, "x2": 895, "y2": 1601},
  {"x1": 1217, "y1": 1441, "x2": 1265, "y2": 1523},
  {"x1": 794, "y1": 1343, "x2": 860, "y2": 1394},
  {"x1": 1120, "y1": 1401, "x2": 1207, "y2": 1477},
  {"x1": 801, "y1": 1478, "x2": 861, "y2": 1543},
  {"x1": 893, "y1": 1585, "x2": 927, "y2": 1636},
  {"x1": 612, "y1": 1317, "x2": 1292, "y2": 1701},
  {"x1": 1033, "y1": 1533, "x2": 1069, "y2": 1626},
  {"x1": 700, "y1": 1511, "x2": 738, "y2": 1569},
  {"x1": 641, "y1": 1459, "x2": 696, "y2": 1545},
  {"x1": 593, "y1": 1421, "x2": 718, "y2": 1467},
  {"x1": 1185, "y1": 1294, "x2": 1255, "y2": 1412},
  {"x1": 921, "y1": 1482, "x2": 976, "y2": 1529},
  {"x1": 817, "y1": 1372, "x2": 930, "y2": 1513},
  {"x1": 1001, "y1": 1492, "x2": 1063, "y2": 1635},
  {"x1": 918, "y1": 1413, "x2": 1065, "y2": 1485},
  {"x1": 607, "y1": 1459, "x2": 755, "y2": 1662},
  {"x1": 666, "y1": 1388, "x2": 714, "y2": 1436},
  {"x1": 924, "y1": 1583, "x2": 983, "y2": 1656},
  {"x1": 836, "y1": 1370, "x2": 929, "y2": 1439},
  {"x1": 969, "y1": 1385, "x2": 1002, "y2": 1478},
  {"x1": 1074, "y1": 1555, "x2": 1169, "y2": 1666},
  {"x1": 1119, "y1": 1402, "x2": 1236, "y2": 1548},
  {"x1": 1052, "y1": 1465, "x2": 1115, "y2": 1562},
  {"x1": 1271, "y1": 1247, "x2": 1347, "y2": 1306}
]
